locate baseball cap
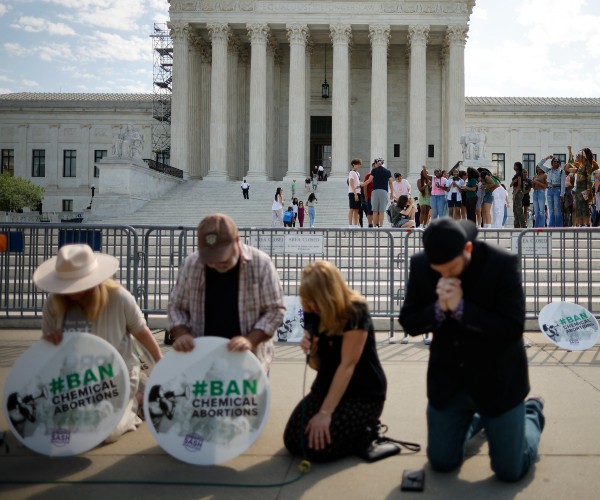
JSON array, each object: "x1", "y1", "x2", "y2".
[
  {"x1": 197, "y1": 214, "x2": 239, "y2": 265},
  {"x1": 422, "y1": 218, "x2": 477, "y2": 264}
]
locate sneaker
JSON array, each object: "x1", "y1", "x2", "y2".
[
  {"x1": 527, "y1": 394, "x2": 545, "y2": 409},
  {"x1": 423, "y1": 336, "x2": 431, "y2": 346},
  {"x1": 400, "y1": 335, "x2": 409, "y2": 344}
]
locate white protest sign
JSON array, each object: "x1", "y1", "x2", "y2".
[
  {"x1": 276, "y1": 295, "x2": 305, "y2": 343},
  {"x1": 144, "y1": 337, "x2": 270, "y2": 465},
  {"x1": 538, "y1": 302, "x2": 600, "y2": 351},
  {"x1": 3, "y1": 332, "x2": 130, "y2": 456}
]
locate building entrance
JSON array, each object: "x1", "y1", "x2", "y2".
[{"x1": 310, "y1": 116, "x2": 332, "y2": 178}]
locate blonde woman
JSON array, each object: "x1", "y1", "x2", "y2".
[
  {"x1": 283, "y1": 261, "x2": 387, "y2": 462},
  {"x1": 34, "y1": 244, "x2": 162, "y2": 442}
]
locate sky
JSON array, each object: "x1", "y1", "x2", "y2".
[{"x1": 0, "y1": 0, "x2": 599, "y2": 97}]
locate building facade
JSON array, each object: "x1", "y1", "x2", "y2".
[{"x1": 167, "y1": 0, "x2": 475, "y2": 181}]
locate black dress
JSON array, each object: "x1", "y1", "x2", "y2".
[{"x1": 283, "y1": 302, "x2": 387, "y2": 462}]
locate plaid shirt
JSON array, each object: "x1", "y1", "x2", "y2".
[{"x1": 168, "y1": 243, "x2": 285, "y2": 372}]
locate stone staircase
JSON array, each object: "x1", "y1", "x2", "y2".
[{"x1": 94, "y1": 177, "x2": 355, "y2": 228}]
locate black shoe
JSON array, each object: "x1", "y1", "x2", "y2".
[{"x1": 164, "y1": 329, "x2": 173, "y2": 346}]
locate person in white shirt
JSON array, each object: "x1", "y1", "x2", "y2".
[
  {"x1": 348, "y1": 158, "x2": 362, "y2": 227},
  {"x1": 445, "y1": 169, "x2": 464, "y2": 220},
  {"x1": 240, "y1": 179, "x2": 250, "y2": 199},
  {"x1": 392, "y1": 173, "x2": 411, "y2": 201}
]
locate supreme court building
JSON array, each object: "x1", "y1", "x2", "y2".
[{"x1": 168, "y1": 0, "x2": 474, "y2": 181}]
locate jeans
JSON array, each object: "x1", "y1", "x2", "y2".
[
  {"x1": 431, "y1": 194, "x2": 446, "y2": 219},
  {"x1": 533, "y1": 189, "x2": 546, "y2": 228},
  {"x1": 307, "y1": 206, "x2": 316, "y2": 227},
  {"x1": 426, "y1": 391, "x2": 545, "y2": 482},
  {"x1": 546, "y1": 186, "x2": 563, "y2": 227}
]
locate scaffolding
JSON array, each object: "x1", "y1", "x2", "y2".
[{"x1": 150, "y1": 23, "x2": 172, "y2": 165}]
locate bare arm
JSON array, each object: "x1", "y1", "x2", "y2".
[
  {"x1": 305, "y1": 329, "x2": 368, "y2": 450},
  {"x1": 132, "y1": 326, "x2": 163, "y2": 362}
]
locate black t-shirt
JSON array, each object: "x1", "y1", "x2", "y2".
[
  {"x1": 370, "y1": 166, "x2": 392, "y2": 191},
  {"x1": 204, "y1": 262, "x2": 241, "y2": 339},
  {"x1": 309, "y1": 302, "x2": 387, "y2": 400}
]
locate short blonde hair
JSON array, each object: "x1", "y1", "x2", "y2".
[{"x1": 299, "y1": 260, "x2": 367, "y2": 335}]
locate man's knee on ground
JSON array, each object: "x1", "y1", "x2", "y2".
[
  {"x1": 427, "y1": 449, "x2": 463, "y2": 473},
  {"x1": 492, "y1": 461, "x2": 529, "y2": 483}
]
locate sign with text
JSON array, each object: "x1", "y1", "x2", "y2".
[
  {"x1": 144, "y1": 337, "x2": 270, "y2": 465},
  {"x1": 284, "y1": 234, "x2": 324, "y2": 255},
  {"x1": 249, "y1": 234, "x2": 285, "y2": 254},
  {"x1": 539, "y1": 302, "x2": 600, "y2": 351},
  {"x1": 3, "y1": 332, "x2": 130, "y2": 456},
  {"x1": 511, "y1": 234, "x2": 552, "y2": 256}
]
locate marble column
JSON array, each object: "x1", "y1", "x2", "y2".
[
  {"x1": 268, "y1": 41, "x2": 280, "y2": 179},
  {"x1": 440, "y1": 45, "x2": 449, "y2": 171},
  {"x1": 227, "y1": 37, "x2": 240, "y2": 180},
  {"x1": 245, "y1": 24, "x2": 269, "y2": 180},
  {"x1": 284, "y1": 24, "x2": 309, "y2": 183},
  {"x1": 330, "y1": 24, "x2": 352, "y2": 178},
  {"x1": 237, "y1": 47, "x2": 249, "y2": 180},
  {"x1": 446, "y1": 25, "x2": 468, "y2": 167},
  {"x1": 408, "y1": 25, "x2": 429, "y2": 177},
  {"x1": 168, "y1": 21, "x2": 191, "y2": 177},
  {"x1": 369, "y1": 24, "x2": 390, "y2": 163},
  {"x1": 199, "y1": 40, "x2": 212, "y2": 178},
  {"x1": 305, "y1": 40, "x2": 312, "y2": 178},
  {"x1": 188, "y1": 32, "x2": 206, "y2": 179},
  {"x1": 206, "y1": 23, "x2": 231, "y2": 180}
]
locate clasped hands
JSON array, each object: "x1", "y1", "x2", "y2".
[{"x1": 436, "y1": 277, "x2": 463, "y2": 313}]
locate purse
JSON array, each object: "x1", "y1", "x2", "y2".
[{"x1": 358, "y1": 422, "x2": 421, "y2": 463}]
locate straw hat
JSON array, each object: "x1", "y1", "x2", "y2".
[{"x1": 33, "y1": 244, "x2": 119, "y2": 294}]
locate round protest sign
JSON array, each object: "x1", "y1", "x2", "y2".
[
  {"x1": 144, "y1": 337, "x2": 270, "y2": 465},
  {"x1": 3, "y1": 332, "x2": 130, "y2": 456},
  {"x1": 538, "y1": 302, "x2": 600, "y2": 351}
]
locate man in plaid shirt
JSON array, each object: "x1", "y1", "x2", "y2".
[{"x1": 168, "y1": 214, "x2": 285, "y2": 373}]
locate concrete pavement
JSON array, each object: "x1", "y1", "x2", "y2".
[{"x1": 1, "y1": 328, "x2": 599, "y2": 499}]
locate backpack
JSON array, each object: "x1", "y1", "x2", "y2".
[{"x1": 283, "y1": 210, "x2": 294, "y2": 223}]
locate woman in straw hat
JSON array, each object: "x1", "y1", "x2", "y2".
[{"x1": 33, "y1": 244, "x2": 162, "y2": 442}]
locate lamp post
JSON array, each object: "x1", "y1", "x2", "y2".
[
  {"x1": 322, "y1": 44, "x2": 329, "y2": 99},
  {"x1": 87, "y1": 184, "x2": 95, "y2": 210}
]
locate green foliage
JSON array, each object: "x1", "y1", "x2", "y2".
[{"x1": 0, "y1": 172, "x2": 45, "y2": 212}]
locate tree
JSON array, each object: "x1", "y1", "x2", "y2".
[{"x1": 0, "y1": 172, "x2": 45, "y2": 212}]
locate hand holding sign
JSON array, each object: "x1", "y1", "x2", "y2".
[{"x1": 144, "y1": 337, "x2": 270, "y2": 465}]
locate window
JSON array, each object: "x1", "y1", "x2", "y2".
[
  {"x1": 62, "y1": 199, "x2": 73, "y2": 212},
  {"x1": 94, "y1": 149, "x2": 107, "y2": 177},
  {"x1": 156, "y1": 151, "x2": 170, "y2": 165},
  {"x1": 1, "y1": 149, "x2": 14, "y2": 176},
  {"x1": 428, "y1": 145, "x2": 435, "y2": 158},
  {"x1": 491, "y1": 153, "x2": 505, "y2": 180},
  {"x1": 522, "y1": 153, "x2": 535, "y2": 177},
  {"x1": 63, "y1": 150, "x2": 77, "y2": 177},
  {"x1": 393, "y1": 144, "x2": 400, "y2": 158},
  {"x1": 32, "y1": 149, "x2": 46, "y2": 177}
]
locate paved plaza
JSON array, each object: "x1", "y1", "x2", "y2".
[{"x1": 1, "y1": 328, "x2": 599, "y2": 499}]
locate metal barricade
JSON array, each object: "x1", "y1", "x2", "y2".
[
  {"x1": 0, "y1": 223, "x2": 138, "y2": 317},
  {"x1": 3, "y1": 223, "x2": 599, "y2": 336},
  {"x1": 241, "y1": 228, "x2": 396, "y2": 326},
  {"x1": 517, "y1": 228, "x2": 600, "y2": 319}
]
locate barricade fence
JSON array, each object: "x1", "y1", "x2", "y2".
[{"x1": 2, "y1": 224, "x2": 599, "y2": 339}]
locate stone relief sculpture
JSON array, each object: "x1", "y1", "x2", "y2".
[
  {"x1": 111, "y1": 125, "x2": 144, "y2": 160},
  {"x1": 461, "y1": 126, "x2": 487, "y2": 161}
]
